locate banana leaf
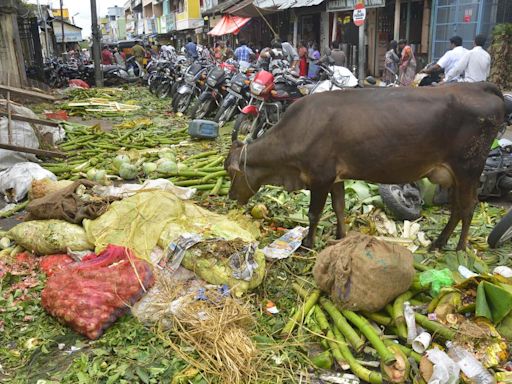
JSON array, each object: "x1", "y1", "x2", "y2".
[{"x1": 475, "y1": 281, "x2": 512, "y2": 323}]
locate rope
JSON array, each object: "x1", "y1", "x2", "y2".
[{"x1": 240, "y1": 143, "x2": 257, "y2": 195}]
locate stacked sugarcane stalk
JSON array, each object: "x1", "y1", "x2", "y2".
[
  {"x1": 282, "y1": 282, "x2": 458, "y2": 384},
  {"x1": 41, "y1": 122, "x2": 231, "y2": 196}
]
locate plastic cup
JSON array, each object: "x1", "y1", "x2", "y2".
[{"x1": 412, "y1": 331, "x2": 432, "y2": 353}]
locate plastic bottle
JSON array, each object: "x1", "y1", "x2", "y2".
[{"x1": 446, "y1": 341, "x2": 496, "y2": 384}]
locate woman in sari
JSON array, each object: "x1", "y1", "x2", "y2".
[
  {"x1": 398, "y1": 39, "x2": 417, "y2": 86},
  {"x1": 298, "y1": 41, "x2": 309, "y2": 77},
  {"x1": 383, "y1": 40, "x2": 399, "y2": 84}
]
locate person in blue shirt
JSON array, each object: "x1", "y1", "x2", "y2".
[
  {"x1": 234, "y1": 40, "x2": 254, "y2": 68},
  {"x1": 185, "y1": 37, "x2": 198, "y2": 60}
]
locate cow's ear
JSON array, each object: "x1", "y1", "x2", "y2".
[{"x1": 228, "y1": 161, "x2": 241, "y2": 173}]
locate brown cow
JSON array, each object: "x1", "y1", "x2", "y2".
[{"x1": 225, "y1": 83, "x2": 505, "y2": 250}]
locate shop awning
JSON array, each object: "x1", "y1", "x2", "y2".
[
  {"x1": 203, "y1": 0, "x2": 242, "y2": 16},
  {"x1": 224, "y1": 0, "x2": 277, "y2": 17},
  {"x1": 207, "y1": 14, "x2": 251, "y2": 36},
  {"x1": 254, "y1": 0, "x2": 324, "y2": 9}
]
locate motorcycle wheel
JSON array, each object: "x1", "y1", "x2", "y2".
[
  {"x1": 488, "y1": 209, "x2": 512, "y2": 248},
  {"x1": 170, "y1": 81, "x2": 181, "y2": 99},
  {"x1": 149, "y1": 77, "x2": 160, "y2": 94},
  {"x1": 499, "y1": 176, "x2": 512, "y2": 192},
  {"x1": 232, "y1": 113, "x2": 258, "y2": 141},
  {"x1": 156, "y1": 81, "x2": 172, "y2": 99},
  {"x1": 214, "y1": 103, "x2": 237, "y2": 127},
  {"x1": 379, "y1": 184, "x2": 422, "y2": 221},
  {"x1": 189, "y1": 98, "x2": 214, "y2": 119},
  {"x1": 172, "y1": 93, "x2": 192, "y2": 113}
]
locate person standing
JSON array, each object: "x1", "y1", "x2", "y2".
[
  {"x1": 271, "y1": 37, "x2": 299, "y2": 69},
  {"x1": 308, "y1": 43, "x2": 321, "y2": 79},
  {"x1": 101, "y1": 45, "x2": 114, "y2": 65},
  {"x1": 131, "y1": 41, "x2": 146, "y2": 66},
  {"x1": 184, "y1": 37, "x2": 199, "y2": 60},
  {"x1": 298, "y1": 41, "x2": 308, "y2": 77},
  {"x1": 444, "y1": 35, "x2": 491, "y2": 83},
  {"x1": 421, "y1": 35, "x2": 467, "y2": 81},
  {"x1": 234, "y1": 40, "x2": 254, "y2": 68},
  {"x1": 329, "y1": 41, "x2": 347, "y2": 67},
  {"x1": 113, "y1": 47, "x2": 125, "y2": 66},
  {"x1": 383, "y1": 40, "x2": 400, "y2": 84},
  {"x1": 398, "y1": 39, "x2": 417, "y2": 86}
]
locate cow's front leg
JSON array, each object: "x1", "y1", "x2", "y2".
[
  {"x1": 330, "y1": 182, "x2": 346, "y2": 239},
  {"x1": 302, "y1": 184, "x2": 330, "y2": 250}
]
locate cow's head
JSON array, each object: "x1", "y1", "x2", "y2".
[{"x1": 224, "y1": 140, "x2": 260, "y2": 204}]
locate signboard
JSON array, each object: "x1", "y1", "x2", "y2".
[
  {"x1": 327, "y1": 0, "x2": 383, "y2": 12},
  {"x1": 353, "y1": 2, "x2": 366, "y2": 26}
]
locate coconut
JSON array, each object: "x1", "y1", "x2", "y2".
[{"x1": 250, "y1": 204, "x2": 268, "y2": 219}]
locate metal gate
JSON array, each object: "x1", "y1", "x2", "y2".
[{"x1": 430, "y1": 0, "x2": 499, "y2": 61}]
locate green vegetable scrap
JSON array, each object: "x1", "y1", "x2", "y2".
[{"x1": 419, "y1": 268, "x2": 455, "y2": 296}]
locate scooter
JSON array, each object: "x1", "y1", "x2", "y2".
[{"x1": 103, "y1": 57, "x2": 144, "y2": 86}]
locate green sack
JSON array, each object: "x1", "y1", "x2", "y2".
[{"x1": 8, "y1": 219, "x2": 92, "y2": 255}]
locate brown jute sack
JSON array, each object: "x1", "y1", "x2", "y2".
[
  {"x1": 313, "y1": 232, "x2": 415, "y2": 312},
  {"x1": 26, "y1": 180, "x2": 118, "y2": 224}
]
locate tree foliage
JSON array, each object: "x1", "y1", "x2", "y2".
[{"x1": 490, "y1": 23, "x2": 512, "y2": 90}]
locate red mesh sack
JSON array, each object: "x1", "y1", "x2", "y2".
[
  {"x1": 39, "y1": 254, "x2": 74, "y2": 276},
  {"x1": 68, "y1": 79, "x2": 90, "y2": 89},
  {"x1": 41, "y1": 244, "x2": 154, "y2": 339}
]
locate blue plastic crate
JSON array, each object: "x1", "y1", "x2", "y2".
[{"x1": 188, "y1": 119, "x2": 219, "y2": 139}]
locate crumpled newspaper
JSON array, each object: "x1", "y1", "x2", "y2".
[{"x1": 262, "y1": 226, "x2": 309, "y2": 260}]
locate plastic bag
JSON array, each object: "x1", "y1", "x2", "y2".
[
  {"x1": 419, "y1": 268, "x2": 454, "y2": 296},
  {"x1": 8, "y1": 219, "x2": 93, "y2": 255},
  {"x1": 92, "y1": 178, "x2": 195, "y2": 200},
  {"x1": 84, "y1": 190, "x2": 258, "y2": 260},
  {"x1": 42, "y1": 244, "x2": 155, "y2": 339},
  {"x1": 426, "y1": 348, "x2": 460, "y2": 384},
  {"x1": 0, "y1": 162, "x2": 56, "y2": 202}
]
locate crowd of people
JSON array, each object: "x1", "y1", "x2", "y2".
[
  {"x1": 97, "y1": 33, "x2": 491, "y2": 86},
  {"x1": 384, "y1": 34, "x2": 491, "y2": 86}
]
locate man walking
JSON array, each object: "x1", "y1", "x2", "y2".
[
  {"x1": 444, "y1": 35, "x2": 491, "y2": 83},
  {"x1": 185, "y1": 37, "x2": 199, "y2": 60},
  {"x1": 234, "y1": 40, "x2": 254, "y2": 68}
]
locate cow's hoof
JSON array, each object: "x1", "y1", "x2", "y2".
[
  {"x1": 429, "y1": 240, "x2": 445, "y2": 252},
  {"x1": 301, "y1": 239, "x2": 314, "y2": 251}
]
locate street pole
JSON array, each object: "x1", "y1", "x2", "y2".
[
  {"x1": 358, "y1": 24, "x2": 364, "y2": 86},
  {"x1": 90, "y1": 0, "x2": 103, "y2": 86},
  {"x1": 60, "y1": 0, "x2": 65, "y2": 54}
]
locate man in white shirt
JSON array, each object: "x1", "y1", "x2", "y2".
[
  {"x1": 444, "y1": 35, "x2": 491, "y2": 83},
  {"x1": 421, "y1": 36, "x2": 468, "y2": 80}
]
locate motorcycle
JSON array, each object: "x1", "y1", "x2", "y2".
[
  {"x1": 232, "y1": 60, "x2": 311, "y2": 141},
  {"x1": 214, "y1": 69, "x2": 254, "y2": 127},
  {"x1": 103, "y1": 56, "x2": 144, "y2": 86},
  {"x1": 380, "y1": 93, "x2": 512, "y2": 225},
  {"x1": 172, "y1": 61, "x2": 210, "y2": 114},
  {"x1": 189, "y1": 61, "x2": 237, "y2": 119},
  {"x1": 308, "y1": 60, "x2": 358, "y2": 93}
]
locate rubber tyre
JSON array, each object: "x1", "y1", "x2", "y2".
[
  {"x1": 232, "y1": 113, "x2": 257, "y2": 141},
  {"x1": 379, "y1": 184, "x2": 422, "y2": 221},
  {"x1": 499, "y1": 176, "x2": 512, "y2": 192},
  {"x1": 488, "y1": 210, "x2": 512, "y2": 248},
  {"x1": 156, "y1": 81, "x2": 171, "y2": 98},
  {"x1": 170, "y1": 81, "x2": 181, "y2": 99},
  {"x1": 214, "y1": 103, "x2": 237, "y2": 127},
  {"x1": 189, "y1": 97, "x2": 213, "y2": 119},
  {"x1": 149, "y1": 77, "x2": 160, "y2": 94},
  {"x1": 172, "y1": 93, "x2": 192, "y2": 113}
]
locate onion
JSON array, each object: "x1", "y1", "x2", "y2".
[{"x1": 251, "y1": 204, "x2": 269, "y2": 219}]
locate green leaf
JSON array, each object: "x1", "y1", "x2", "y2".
[
  {"x1": 136, "y1": 366, "x2": 150, "y2": 384},
  {"x1": 475, "y1": 282, "x2": 493, "y2": 321}
]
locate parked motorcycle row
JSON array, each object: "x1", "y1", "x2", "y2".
[{"x1": 144, "y1": 55, "x2": 359, "y2": 139}]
